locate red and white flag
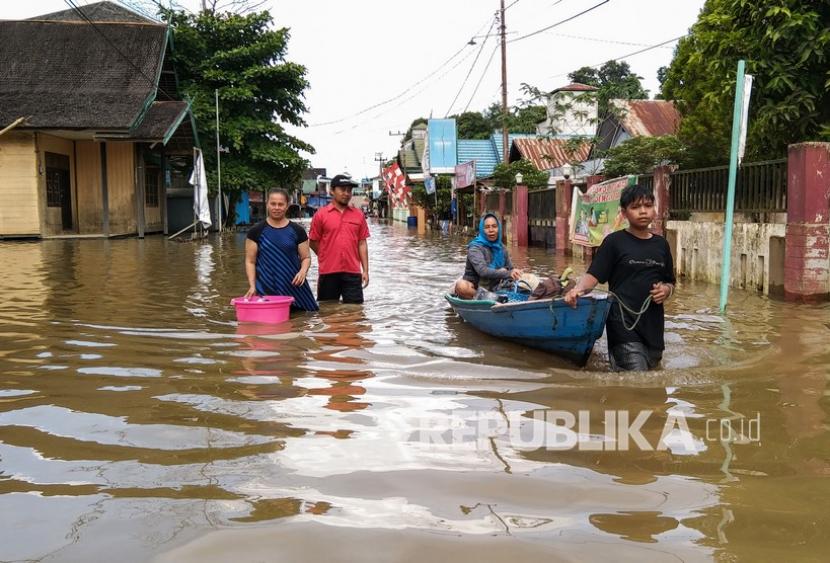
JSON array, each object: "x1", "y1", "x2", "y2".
[{"x1": 382, "y1": 162, "x2": 411, "y2": 208}]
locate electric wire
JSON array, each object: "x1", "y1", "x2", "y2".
[
  {"x1": 309, "y1": 16, "x2": 495, "y2": 128},
  {"x1": 546, "y1": 35, "x2": 685, "y2": 80},
  {"x1": 546, "y1": 32, "x2": 675, "y2": 50},
  {"x1": 508, "y1": 0, "x2": 610, "y2": 44},
  {"x1": 445, "y1": 18, "x2": 497, "y2": 117},
  {"x1": 331, "y1": 47, "x2": 481, "y2": 135},
  {"x1": 463, "y1": 43, "x2": 500, "y2": 113}
]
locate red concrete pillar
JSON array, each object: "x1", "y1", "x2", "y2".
[
  {"x1": 514, "y1": 184, "x2": 529, "y2": 247},
  {"x1": 479, "y1": 188, "x2": 487, "y2": 216},
  {"x1": 652, "y1": 165, "x2": 672, "y2": 236},
  {"x1": 785, "y1": 142, "x2": 830, "y2": 302},
  {"x1": 555, "y1": 179, "x2": 573, "y2": 254}
]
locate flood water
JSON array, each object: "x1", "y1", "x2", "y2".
[{"x1": 1, "y1": 221, "x2": 828, "y2": 562}]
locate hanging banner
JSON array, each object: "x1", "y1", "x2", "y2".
[
  {"x1": 189, "y1": 148, "x2": 212, "y2": 228},
  {"x1": 454, "y1": 160, "x2": 476, "y2": 188},
  {"x1": 569, "y1": 176, "x2": 631, "y2": 247},
  {"x1": 424, "y1": 175, "x2": 436, "y2": 195},
  {"x1": 737, "y1": 73, "x2": 754, "y2": 165}
]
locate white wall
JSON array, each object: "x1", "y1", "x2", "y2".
[
  {"x1": 537, "y1": 91, "x2": 598, "y2": 138},
  {"x1": 666, "y1": 214, "x2": 786, "y2": 295}
]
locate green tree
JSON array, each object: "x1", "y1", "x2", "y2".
[
  {"x1": 567, "y1": 61, "x2": 648, "y2": 116},
  {"x1": 483, "y1": 103, "x2": 546, "y2": 134},
  {"x1": 662, "y1": 0, "x2": 830, "y2": 166},
  {"x1": 510, "y1": 105, "x2": 547, "y2": 133},
  {"x1": 402, "y1": 117, "x2": 428, "y2": 143},
  {"x1": 601, "y1": 135, "x2": 686, "y2": 178},
  {"x1": 491, "y1": 159, "x2": 549, "y2": 189},
  {"x1": 163, "y1": 8, "x2": 313, "y2": 193},
  {"x1": 567, "y1": 66, "x2": 600, "y2": 87},
  {"x1": 410, "y1": 175, "x2": 453, "y2": 221},
  {"x1": 453, "y1": 111, "x2": 493, "y2": 139}
]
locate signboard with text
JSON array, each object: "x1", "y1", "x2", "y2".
[
  {"x1": 454, "y1": 160, "x2": 476, "y2": 189},
  {"x1": 569, "y1": 176, "x2": 631, "y2": 247}
]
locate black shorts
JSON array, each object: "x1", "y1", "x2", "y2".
[{"x1": 317, "y1": 273, "x2": 364, "y2": 304}]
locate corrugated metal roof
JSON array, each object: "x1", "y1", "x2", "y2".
[
  {"x1": 511, "y1": 138, "x2": 591, "y2": 171},
  {"x1": 492, "y1": 132, "x2": 537, "y2": 163},
  {"x1": 458, "y1": 139, "x2": 498, "y2": 177},
  {"x1": 611, "y1": 99, "x2": 681, "y2": 137},
  {"x1": 552, "y1": 82, "x2": 598, "y2": 93}
]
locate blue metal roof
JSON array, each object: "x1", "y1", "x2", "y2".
[
  {"x1": 457, "y1": 133, "x2": 540, "y2": 178},
  {"x1": 457, "y1": 139, "x2": 498, "y2": 178}
]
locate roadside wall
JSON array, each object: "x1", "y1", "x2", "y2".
[{"x1": 667, "y1": 213, "x2": 787, "y2": 295}]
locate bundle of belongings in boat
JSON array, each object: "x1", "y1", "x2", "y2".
[{"x1": 474, "y1": 268, "x2": 576, "y2": 303}]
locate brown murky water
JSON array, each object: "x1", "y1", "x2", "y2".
[{"x1": 1, "y1": 221, "x2": 828, "y2": 562}]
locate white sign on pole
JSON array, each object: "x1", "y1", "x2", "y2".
[{"x1": 737, "y1": 74, "x2": 754, "y2": 164}]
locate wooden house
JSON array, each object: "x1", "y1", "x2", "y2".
[{"x1": 0, "y1": 1, "x2": 198, "y2": 238}]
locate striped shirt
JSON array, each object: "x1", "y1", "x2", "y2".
[{"x1": 247, "y1": 220, "x2": 319, "y2": 311}]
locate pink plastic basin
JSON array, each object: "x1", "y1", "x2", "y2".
[{"x1": 231, "y1": 295, "x2": 294, "y2": 324}]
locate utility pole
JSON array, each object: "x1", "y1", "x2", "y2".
[
  {"x1": 373, "y1": 152, "x2": 385, "y2": 188},
  {"x1": 499, "y1": 0, "x2": 509, "y2": 161},
  {"x1": 374, "y1": 152, "x2": 385, "y2": 218}
]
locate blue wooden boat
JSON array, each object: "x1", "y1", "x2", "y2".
[{"x1": 444, "y1": 292, "x2": 613, "y2": 366}]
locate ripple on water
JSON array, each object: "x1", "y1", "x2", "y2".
[
  {"x1": 77, "y1": 367, "x2": 163, "y2": 378},
  {"x1": 65, "y1": 340, "x2": 116, "y2": 348}
]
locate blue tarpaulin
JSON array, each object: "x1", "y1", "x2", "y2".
[{"x1": 235, "y1": 191, "x2": 250, "y2": 225}]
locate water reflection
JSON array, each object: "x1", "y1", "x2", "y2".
[{"x1": 0, "y1": 225, "x2": 828, "y2": 562}]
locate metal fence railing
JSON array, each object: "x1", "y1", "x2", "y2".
[
  {"x1": 528, "y1": 187, "x2": 556, "y2": 226},
  {"x1": 638, "y1": 174, "x2": 654, "y2": 193},
  {"x1": 670, "y1": 158, "x2": 787, "y2": 215}
]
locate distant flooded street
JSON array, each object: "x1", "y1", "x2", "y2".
[{"x1": 1, "y1": 221, "x2": 828, "y2": 562}]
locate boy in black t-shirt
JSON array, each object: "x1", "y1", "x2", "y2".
[{"x1": 564, "y1": 183, "x2": 676, "y2": 371}]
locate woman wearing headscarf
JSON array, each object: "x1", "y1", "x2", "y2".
[{"x1": 454, "y1": 213, "x2": 523, "y2": 299}]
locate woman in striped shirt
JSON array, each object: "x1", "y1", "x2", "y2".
[{"x1": 244, "y1": 189, "x2": 319, "y2": 312}]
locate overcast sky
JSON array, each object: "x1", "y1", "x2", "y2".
[{"x1": 7, "y1": 0, "x2": 706, "y2": 180}]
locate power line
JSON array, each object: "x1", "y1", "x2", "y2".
[
  {"x1": 331, "y1": 47, "x2": 481, "y2": 135},
  {"x1": 445, "y1": 18, "x2": 497, "y2": 117},
  {"x1": 509, "y1": 0, "x2": 611, "y2": 44},
  {"x1": 372, "y1": 49, "x2": 478, "y2": 120},
  {"x1": 63, "y1": 0, "x2": 176, "y2": 100},
  {"x1": 544, "y1": 32, "x2": 675, "y2": 50},
  {"x1": 463, "y1": 44, "x2": 500, "y2": 113},
  {"x1": 308, "y1": 15, "x2": 495, "y2": 128},
  {"x1": 546, "y1": 34, "x2": 685, "y2": 80},
  {"x1": 307, "y1": 44, "x2": 470, "y2": 127}
]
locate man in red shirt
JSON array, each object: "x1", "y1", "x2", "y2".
[{"x1": 309, "y1": 175, "x2": 370, "y2": 303}]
